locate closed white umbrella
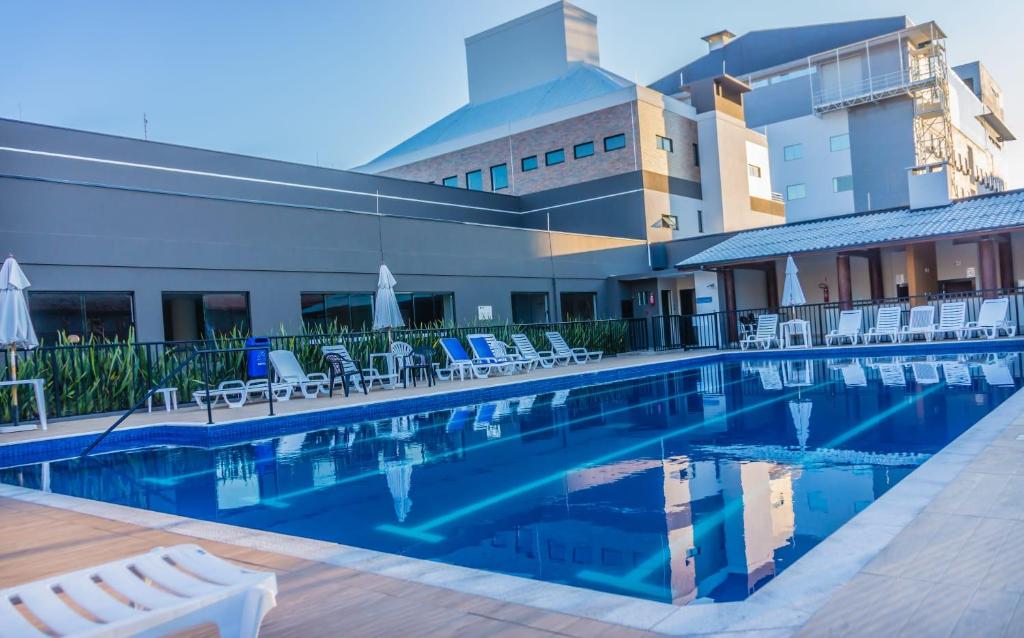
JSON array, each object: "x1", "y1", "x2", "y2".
[
  {"x1": 789, "y1": 399, "x2": 812, "y2": 451},
  {"x1": 780, "y1": 256, "x2": 806, "y2": 307},
  {"x1": 382, "y1": 459, "x2": 413, "y2": 523},
  {"x1": 0, "y1": 256, "x2": 39, "y2": 427},
  {"x1": 373, "y1": 264, "x2": 405, "y2": 339}
]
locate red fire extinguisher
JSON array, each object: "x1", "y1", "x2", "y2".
[{"x1": 819, "y1": 282, "x2": 830, "y2": 303}]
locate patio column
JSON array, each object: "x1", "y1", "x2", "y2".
[
  {"x1": 867, "y1": 249, "x2": 884, "y2": 300},
  {"x1": 722, "y1": 268, "x2": 738, "y2": 343},
  {"x1": 979, "y1": 238, "x2": 998, "y2": 298},
  {"x1": 999, "y1": 237, "x2": 1015, "y2": 291},
  {"x1": 765, "y1": 261, "x2": 779, "y2": 309},
  {"x1": 836, "y1": 253, "x2": 853, "y2": 310}
]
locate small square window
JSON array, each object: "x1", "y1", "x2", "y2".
[
  {"x1": 786, "y1": 183, "x2": 807, "y2": 200},
  {"x1": 442, "y1": 175, "x2": 458, "y2": 188},
  {"x1": 833, "y1": 175, "x2": 854, "y2": 192},
  {"x1": 829, "y1": 133, "x2": 850, "y2": 152},
  {"x1": 656, "y1": 135, "x2": 674, "y2": 152},
  {"x1": 521, "y1": 155, "x2": 538, "y2": 172},
  {"x1": 747, "y1": 164, "x2": 762, "y2": 178},
  {"x1": 783, "y1": 144, "x2": 804, "y2": 161},
  {"x1": 604, "y1": 134, "x2": 626, "y2": 152},
  {"x1": 545, "y1": 149, "x2": 565, "y2": 166},
  {"x1": 574, "y1": 141, "x2": 594, "y2": 159},
  {"x1": 466, "y1": 170, "x2": 483, "y2": 191}
]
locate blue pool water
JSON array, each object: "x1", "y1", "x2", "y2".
[{"x1": 2, "y1": 349, "x2": 1021, "y2": 605}]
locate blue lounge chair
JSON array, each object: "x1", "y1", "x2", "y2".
[
  {"x1": 438, "y1": 337, "x2": 495, "y2": 380},
  {"x1": 467, "y1": 334, "x2": 520, "y2": 374}
]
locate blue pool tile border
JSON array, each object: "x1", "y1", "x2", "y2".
[{"x1": 3, "y1": 339, "x2": 1022, "y2": 468}]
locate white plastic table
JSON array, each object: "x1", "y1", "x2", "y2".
[
  {"x1": 0, "y1": 378, "x2": 47, "y2": 432},
  {"x1": 781, "y1": 319, "x2": 812, "y2": 349},
  {"x1": 146, "y1": 387, "x2": 179, "y2": 412}
]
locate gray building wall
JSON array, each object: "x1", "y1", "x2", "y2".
[
  {"x1": 847, "y1": 97, "x2": 916, "y2": 211},
  {"x1": 0, "y1": 120, "x2": 650, "y2": 341},
  {"x1": 744, "y1": 77, "x2": 814, "y2": 129}
]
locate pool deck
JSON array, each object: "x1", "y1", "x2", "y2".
[{"x1": 5, "y1": 343, "x2": 1024, "y2": 636}]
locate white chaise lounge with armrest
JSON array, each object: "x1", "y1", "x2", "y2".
[
  {"x1": 545, "y1": 331, "x2": 602, "y2": 364},
  {"x1": 193, "y1": 380, "x2": 248, "y2": 409},
  {"x1": 863, "y1": 306, "x2": 902, "y2": 344},
  {"x1": 930, "y1": 301, "x2": 968, "y2": 341},
  {"x1": 466, "y1": 334, "x2": 520, "y2": 375},
  {"x1": 511, "y1": 333, "x2": 567, "y2": 368},
  {"x1": 269, "y1": 350, "x2": 328, "y2": 399},
  {"x1": 0, "y1": 544, "x2": 276, "y2": 638},
  {"x1": 962, "y1": 297, "x2": 1016, "y2": 339},
  {"x1": 900, "y1": 306, "x2": 936, "y2": 342},
  {"x1": 739, "y1": 314, "x2": 779, "y2": 350},
  {"x1": 825, "y1": 309, "x2": 863, "y2": 346}
]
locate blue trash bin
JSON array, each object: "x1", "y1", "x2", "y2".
[{"x1": 245, "y1": 336, "x2": 271, "y2": 379}]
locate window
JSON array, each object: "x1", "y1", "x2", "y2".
[
  {"x1": 747, "y1": 164, "x2": 762, "y2": 178},
  {"x1": 442, "y1": 175, "x2": 458, "y2": 188},
  {"x1": 521, "y1": 155, "x2": 538, "y2": 172},
  {"x1": 783, "y1": 144, "x2": 804, "y2": 161},
  {"x1": 833, "y1": 175, "x2": 854, "y2": 192},
  {"x1": 465, "y1": 170, "x2": 483, "y2": 191},
  {"x1": 786, "y1": 184, "x2": 807, "y2": 200},
  {"x1": 300, "y1": 292, "x2": 374, "y2": 332},
  {"x1": 573, "y1": 141, "x2": 594, "y2": 159},
  {"x1": 490, "y1": 163, "x2": 508, "y2": 191},
  {"x1": 545, "y1": 149, "x2": 565, "y2": 166},
  {"x1": 28, "y1": 291, "x2": 135, "y2": 343},
  {"x1": 396, "y1": 292, "x2": 454, "y2": 327},
  {"x1": 829, "y1": 133, "x2": 850, "y2": 152},
  {"x1": 660, "y1": 214, "x2": 678, "y2": 230},
  {"x1": 692, "y1": 143, "x2": 700, "y2": 167},
  {"x1": 511, "y1": 292, "x2": 549, "y2": 323},
  {"x1": 656, "y1": 135, "x2": 674, "y2": 152},
  {"x1": 697, "y1": 210, "x2": 704, "y2": 234},
  {"x1": 162, "y1": 292, "x2": 250, "y2": 341},
  {"x1": 560, "y1": 292, "x2": 597, "y2": 321},
  {"x1": 603, "y1": 134, "x2": 626, "y2": 152}
]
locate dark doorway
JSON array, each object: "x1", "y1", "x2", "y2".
[
  {"x1": 620, "y1": 299, "x2": 634, "y2": 319},
  {"x1": 939, "y1": 278, "x2": 975, "y2": 296},
  {"x1": 660, "y1": 290, "x2": 672, "y2": 315},
  {"x1": 896, "y1": 283, "x2": 910, "y2": 301},
  {"x1": 679, "y1": 289, "x2": 697, "y2": 346}
]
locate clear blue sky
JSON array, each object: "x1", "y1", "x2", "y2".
[{"x1": 2, "y1": 0, "x2": 1020, "y2": 185}]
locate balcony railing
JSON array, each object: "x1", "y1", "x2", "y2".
[{"x1": 811, "y1": 69, "x2": 935, "y2": 113}]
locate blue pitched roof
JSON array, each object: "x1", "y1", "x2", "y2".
[
  {"x1": 649, "y1": 17, "x2": 909, "y2": 94},
  {"x1": 361, "y1": 63, "x2": 633, "y2": 168},
  {"x1": 678, "y1": 189, "x2": 1024, "y2": 268}
]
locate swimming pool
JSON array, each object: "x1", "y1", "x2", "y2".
[{"x1": 1, "y1": 347, "x2": 1021, "y2": 605}]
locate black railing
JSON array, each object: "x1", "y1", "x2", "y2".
[{"x1": 0, "y1": 318, "x2": 648, "y2": 424}]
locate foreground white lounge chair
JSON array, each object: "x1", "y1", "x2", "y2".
[
  {"x1": 863, "y1": 306, "x2": 902, "y2": 344},
  {"x1": 193, "y1": 380, "x2": 247, "y2": 409},
  {"x1": 930, "y1": 301, "x2": 967, "y2": 341},
  {"x1": 511, "y1": 333, "x2": 566, "y2": 368},
  {"x1": 740, "y1": 314, "x2": 779, "y2": 350},
  {"x1": 962, "y1": 297, "x2": 1016, "y2": 339},
  {"x1": 900, "y1": 306, "x2": 936, "y2": 342},
  {"x1": 269, "y1": 350, "x2": 328, "y2": 398},
  {"x1": 825, "y1": 309, "x2": 863, "y2": 346},
  {"x1": 546, "y1": 331, "x2": 602, "y2": 364},
  {"x1": 1, "y1": 544, "x2": 276, "y2": 638}
]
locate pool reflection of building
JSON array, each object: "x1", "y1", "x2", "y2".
[{"x1": 7, "y1": 353, "x2": 1018, "y2": 604}]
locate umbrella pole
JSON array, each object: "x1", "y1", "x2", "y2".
[{"x1": 8, "y1": 345, "x2": 18, "y2": 427}]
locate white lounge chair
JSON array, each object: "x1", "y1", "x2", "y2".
[
  {"x1": 941, "y1": 362, "x2": 972, "y2": 386},
  {"x1": 837, "y1": 363, "x2": 867, "y2": 387},
  {"x1": 907, "y1": 361, "x2": 941, "y2": 384},
  {"x1": 930, "y1": 301, "x2": 967, "y2": 340},
  {"x1": 269, "y1": 350, "x2": 328, "y2": 398},
  {"x1": 740, "y1": 314, "x2": 779, "y2": 350},
  {"x1": 863, "y1": 306, "x2": 902, "y2": 344},
  {"x1": 962, "y1": 297, "x2": 1016, "y2": 339},
  {"x1": 877, "y1": 363, "x2": 906, "y2": 387},
  {"x1": 980, "y1": 363, "x2": 1016, "y2": 387},
  {"x1": 511, "y1": 333, "x2": 566, "y2": 368},
  {"x1": 900, "y1": 306, "x2": 936, "y2": 342},
  {"x1": 244, "y1": 378, "x2": 293, "y2": 402},
  {"x1": 753, "y1": 363, "x2": 783, "y2": 390},
  {"x1": 825, "y1": 309, "x2": 863, "y2": 346},
  {"x1": 0, "y1": 544, "x2": 276, "y2": 638},
  {"x1": 193, "y1": 380, "x2": 247, "y2": 409},
  {"x1": 545, "y1": 331, "x2": 603, "y2": 364}
]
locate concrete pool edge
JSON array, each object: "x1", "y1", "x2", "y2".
[{"x1": 1, "y1": 346, "x2": 1021, "y2": 634}]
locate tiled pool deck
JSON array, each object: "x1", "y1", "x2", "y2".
[{"x1": 4, "y1": 344, "x2": 1024, "y2": 636}]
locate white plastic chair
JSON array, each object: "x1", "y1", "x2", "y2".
[
  {"x1": 0, "y1": 544, "x2": 276, "y2": 638},
  {"x1": 739, "y1": 314, "x2": 779, "y2": 350},
  {"x1": 962, "y1": 298, "x2": 1016, "y2": 339},
  {"x1": 825, "y1": 309, "x2": 863, "y2": 345},
  {"x1": 863, "y1": 306, "x2": 902, "y2": 344},
  {"x1": 269, "y1": 350, "x2": 328, "y2": 399},
  {"x1": 900, "y1": 306, "x2": 936, "y2": 342},
  {"x1": 545, "y1": 331, "x2": 603, "y2": 364}
]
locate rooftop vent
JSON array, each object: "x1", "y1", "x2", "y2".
[{"x1": 701, "y1": 30, "x2": 735, "y2": 52}]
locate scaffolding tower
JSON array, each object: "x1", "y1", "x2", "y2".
[{"x1": 907, "y1": 23, "x2": 953, "y2": 167}]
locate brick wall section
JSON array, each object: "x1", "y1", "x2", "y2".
[
  {"x1": 379, "y1": 102, "x2": 662, "y2": 195},
  {"x1": 635, "y1": 100, "x2": 701, "y2": 183}
]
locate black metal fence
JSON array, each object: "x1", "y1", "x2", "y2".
[
  {"x1": 652, "y1": 288, "x2": 1024, "y2": 351},
  {"x1": 0, "y1": 318, "x2": 648, "y2": 423}
]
